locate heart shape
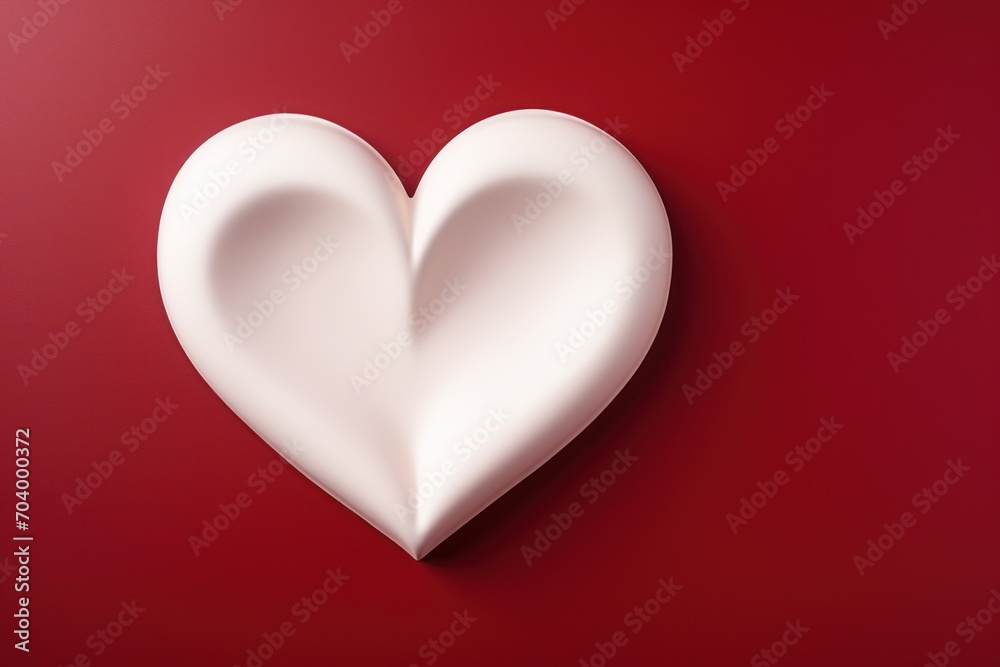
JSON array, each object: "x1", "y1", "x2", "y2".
[{"x1": 158, "y1": 110, "x2": 671, "y2": 558}]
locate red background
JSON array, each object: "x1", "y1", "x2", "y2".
[{"x1": 2, "y1": 0, "x2": 999, "y2": 665}]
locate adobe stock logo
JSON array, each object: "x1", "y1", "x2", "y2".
[
  {"x1": 851, "y1": 459, "x2": 971, "y2": 576},
  {"x1": 223, "y1": 235, "x2": 340, "y2": 352},
  {"x1": 7, "y1": 0, "x2": 72, "y2": 54},
  {"x1": 339, "y1": 0, "x2": 416, "y2": 63},
  {"x1": 393, "y1": 75, "x2": 502, "y2": 180},
  {"x1": 51, "y1": 66, "x2": 170, "y2": 182},
  {"x1": 671, "y1": 0, "x2": 752, "y2": 73},
  {"x1": 682, "y1": 288, "x2": 799, "y2": 404},
  {"x1": 716, "y1": 85, "x2": 833, "y2": 202},
  {"x1": 16, "y1": 268, "x2": 136, "y2": 386},
  {"x1": 393, "y1": 408, "x2": 511, "y2": 523}
]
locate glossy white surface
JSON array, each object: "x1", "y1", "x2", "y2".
[{"x1": 158, "y1": 110, "x2": 671, "y2": 558}]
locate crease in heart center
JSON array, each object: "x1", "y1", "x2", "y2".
[{"x1": 348, "y1": 275, "x2": 468, "y2": 395}]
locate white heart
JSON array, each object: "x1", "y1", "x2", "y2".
[{"x1": 158, "y1": 110, "x2": 671, "y2": 558}]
